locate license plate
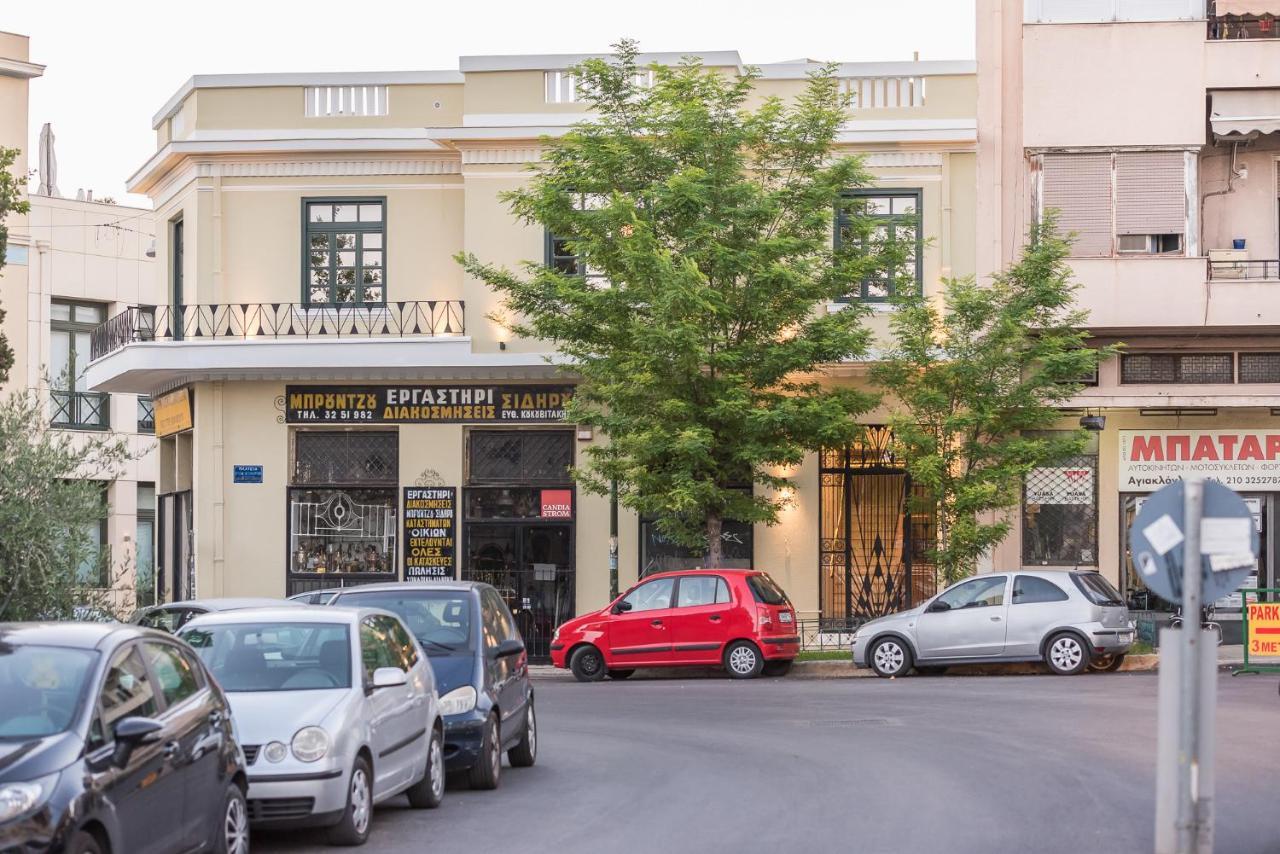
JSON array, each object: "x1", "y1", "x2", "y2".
[{"x1": 779, "y1": 611, "x2": 793, "y2": 623}]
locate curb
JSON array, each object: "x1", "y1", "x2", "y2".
[{"x1": 530, "y1": 653, "x2": 1256, "y2": 681}]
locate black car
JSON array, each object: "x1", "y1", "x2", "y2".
[
  {"x1": 0, "y1": 622, "x2": 249, "y2": 854},
  {"x1": 130, "y1": 597, "x2": 297, "y2": 633},
  {"x1": 322, "y1": 582, "x2": 535, "y2": 789}
]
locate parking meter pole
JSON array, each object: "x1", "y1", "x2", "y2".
[
  {"x1": 1177, "y1": 478, "x2": 1205, "y2": 854},
  {"x1": 608, "y1": 479, "x2": 619, "y2": 600}
]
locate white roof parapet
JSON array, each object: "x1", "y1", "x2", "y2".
[
  {"x1": 758, "y1": 59, "x2": 977, "y2": 79},
  {"x1": 152, "y1": 70, "x2": 464, "y2": 129},
  {"x1": 459, "y1": 51, "x2": 745, "y2": 73}
]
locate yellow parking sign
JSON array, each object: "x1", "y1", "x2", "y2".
[{"x1": 1246, "y1": 602, "x2": 1280, "y2": 657}]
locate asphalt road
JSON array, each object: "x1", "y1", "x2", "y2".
[{"x1": 255, "y1": 671, "x2": 1279, "y2": 854}]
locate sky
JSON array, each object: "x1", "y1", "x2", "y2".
[{"x1": 5, "y1": 0, "x2": 975, "y2": 208}]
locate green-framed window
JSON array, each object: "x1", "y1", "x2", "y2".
[
  {"x1": 50, "y1": 300, "x2": 110, "y2": 430},
  {"x1": 834, "y1": 188, "x2": 923, "y2": 302},
  {"x1": 302, "y1": 198, "x2": 386, "y2": 305},
  {"x1": 543, "y1": 192, "x2": 605, "y2": 283}
]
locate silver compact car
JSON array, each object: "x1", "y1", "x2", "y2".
[
  {"x1": 851, "y1": 570, "x2": 1135, "y2": 677},
  {"x1": 180, "y1": 606, "x2": 445, "y2": 846}
]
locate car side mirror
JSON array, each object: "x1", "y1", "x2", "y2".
[
  {"x1": 926, "y1": 600, "x2": 951, "y2": 613},
  {"x1": 492, "y1": 638, "x2": 525, "y2": 659},
  {"x1": 611, "y1": 601, "x2": 632, "y2": 615},
  {"x1": 371, "y1": 667, "x2": 408, "y2": 689},
  {"x1": 112, "y1": 716, "x2": 163, "y2": 767}
]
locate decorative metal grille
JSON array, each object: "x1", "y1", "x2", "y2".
[
  {"x1": 50, "y1": 390, "x2": 109, "y2": 431},
  {"x1": 468, "y1": 431, "x2": 573, "y2": 485},
  {"x1": 819, "y1": 427, "x2": 936, "y2": 625},
  {"x1": 288, "y1": 488, "x2": 396, "y2": 575},
  {"x1": 1022, "y1": 455, "x2": 1098, "y2": 566},
  {"x1": 1121, "y1": 353, "x2": 1233, "y2": 384},
  {"x1": 293, "y1": 431, "x2": 398, "y2": 485},
  {"x1": 1238, "y1": 353, "x2": 1280, "y2": 384}
]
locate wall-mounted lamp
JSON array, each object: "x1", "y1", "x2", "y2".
[
  {"x1": 1079, "y1": 412, "x2": 1106, "y2": 432},
  {"x1": 144, "y1": 238, "x2": 156, "y2": 259}
]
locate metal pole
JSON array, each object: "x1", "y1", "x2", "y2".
[
  {"x1": 608, "y1": 479, "x2": 619, "y2": 600},
  {"x1": 1177, "y1": 478, "x2": 1204, "y2": 854}
]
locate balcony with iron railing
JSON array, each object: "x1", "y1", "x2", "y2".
[{"x1": 50, "y1": 389, "x2": 110, "y2": 431}]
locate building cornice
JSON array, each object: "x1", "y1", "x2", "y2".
[
  {"x1": 0, "y1": 56, "x2": 44, "y2": 79},
  {"x1": 460, "y1": 51, "x2": 744, "y2": 73},
  {"x1": 196, "y1": 158, "x2": 462, "y2": 178}
]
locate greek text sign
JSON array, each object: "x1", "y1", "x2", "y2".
[
  {"x1": 403, "y1": 487, "x2": 456, "y2": 580},
  {"x1": 1119, "y1": 430, "x2": 1280, "y2": 492},
  {"x1": 285, "y1": 385, "x2": 573, "y2": 424},
  {"x1": 1025, "y1": 467, "x2": 1093, "y2": 505}
]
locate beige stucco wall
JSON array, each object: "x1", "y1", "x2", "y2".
[
  {"x1": 1023, "y1": 22, "x2": 1207, "y2": 149},
  {"x1": 192, "y1": 84, "x2": 464, "y2": 131},
  {"x1": 1201, "y1": 149, "x2": 1280, "y2": 259}
]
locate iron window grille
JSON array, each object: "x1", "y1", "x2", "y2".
[
  {"x1": 1021, "y1": 455, "x2": 1099, "y2": 567},
  {"x1": 834, "y1": 189, "x2": 922, "y2": 302},
  {"x1": 137, "y1": 397, "x2": 155, "y2": 433},
  {"x1": 1120, "y1": 353, "x2": 1234, "y2": 384},
  {"x1": 288, "y1": 487, "x2": 397, "y2": 576},
  {"x1": 302, "y1": 199, "x2": 386, "y2": 305},
  {"x1": 468, "y1": 430, "x2": 574, "y2": 485},
  {"x1": 293, "y1": 431, "x2": 398, "y2": 486},
  {"x1": 1238, "y1": 353, "x2": 1280, "y2": 384}
]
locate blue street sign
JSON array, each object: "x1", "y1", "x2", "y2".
[
  {"x1": 233, "y1": 465, "x2": 263, "y2": 484},
  {"x1": 1129, "y1": 479, "x2": 1259, "y2": 606}
]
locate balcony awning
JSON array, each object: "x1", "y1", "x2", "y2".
[
  {"x1": 1215, "y1": 0, "x2": 1280, "y2": 14},
  {"x1": 1210, "y1": 89, "x2": 1280, "y2": 138}
]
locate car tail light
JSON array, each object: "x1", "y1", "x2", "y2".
[{"x1": 758, "y1": 608, "x2": 773, "y2": 629}]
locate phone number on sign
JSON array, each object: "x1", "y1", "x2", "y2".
[{"x1": 292, "y1": 409, "x2": 375, "y2": 422}]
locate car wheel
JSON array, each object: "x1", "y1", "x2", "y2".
[
  {"x1": 66, "y1": 831, "x2": 102, "y2": 854},
  {"x1": 762, "y1": 660, "x2": 793, "y2": 677},
  {"x1": 216, "y1": 782, "x2": 250, "y2": 854},
  {"x1": 569, "y1": 645, "x2": 606, "y2": 682},
  {"x1": 406, "y1": 728, "x2": 445, "y2": 809},
  {"x1": 1045, "y1": 632, "x2": 1089, "y2": 675},
  {"x1": 1088, "y1": 653, "x2": 1126, "y2": 673},
  {"x1": 508, "y1": 701, "x2": 537, "y2": 768},
  {"x1": 467, "y1": 712, "x2": 501, "y2": 790},
  {"x1": 607, "y1": 669, "x2": 635, "y2": 680},
  {"x1": 327, "y1": 755, "x2": 373, "y2": 846},
  {"x1": 724, "y1": 640, "x2": 764, "y2": 679},
  {"x1": 869, "y1": 637, "x2": 912, "y2": 678}
]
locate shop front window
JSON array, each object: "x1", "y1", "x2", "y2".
[
  {"x1": 289, "y1": 431, "x2": 398, "y2": 578},
  {"x1": 1021, "y1": 444, "x2": 1099, "y2": 566}
]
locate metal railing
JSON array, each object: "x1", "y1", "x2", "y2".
[
  {"x1": 795, "y1": 618, "x2": 866, "y2": 651},
  {"x1": 1208, "y1": 1, "x2": 1280, "y2": 39},
  {"x1": 90, "y1": 301, "x2": 467, "y2": 361},
  {"x1": 1207, "y1": 259, "x2": 1280, "y2": 281},
  {"x1": 50, "y1": 390, "x2": 110, "y2": 431},
  {"x1": 137, "y1": 396, "x2": 155, "y2": 433}
]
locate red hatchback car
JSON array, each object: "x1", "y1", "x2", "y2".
[{"x1": 550, "y1": 569, "x2": 800, "y2": 681}]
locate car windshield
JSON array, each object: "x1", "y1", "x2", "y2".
[
  {"x1": 0, "y1": 645, "x2": 96, "y2": 739},
  {"x1": 334, "y1": 591, "x2": 475, "y2": 654},
  {"x1": 1072, "y1": 573, "x2": 1125, "y2": 607},
  {"x1": 181, "y1": 622, "x2": 352, "y2": 692},
  {"x1": 746, "y1": 574, "x2": 790, "y2": 606}
]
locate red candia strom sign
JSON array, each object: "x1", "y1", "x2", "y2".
[{"x1": 1119, "y1": 430, "x2": 1280, "y2": 492}]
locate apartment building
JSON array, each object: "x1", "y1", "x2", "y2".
[
  {"x1": 85, "y1": 51, "x2": 977, "y2": 656},
  {"x1": 0, "y1": 31, "x2": 160, "y2": 613},
  {"x1": 978, "y1": 0, "x2": 1280, "y2": 635}
]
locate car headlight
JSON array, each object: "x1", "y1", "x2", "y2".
[
  {"x1": 263, "y1": 741, "x2": 288, "y2": 763},
  {"x1": 291, "y1": 727, "x2": 330, "y2": 763},
  {"x1": 438, "y1": 685, "x2": 478, "y2": 716},
  {"x1": 0, "y1": 773, "x2": 57, "y2": 823}
]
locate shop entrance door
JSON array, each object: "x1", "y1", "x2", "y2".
[{"x1": 464, "y1": 522, "x2": 574, "y2": 662}]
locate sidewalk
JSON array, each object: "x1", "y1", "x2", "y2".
[{"x1": 529, "y1": 644, "x2": 1253, "y2": 681}]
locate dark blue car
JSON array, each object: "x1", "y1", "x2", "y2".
[{"x1": 322, "y1": 581, "x2": 536, "y2": 789}]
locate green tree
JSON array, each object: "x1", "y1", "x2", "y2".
[
  {"x1": 872, "y1": 215, "x2": 1116, "y2": 584},
  {"x1": 0, "y1": 388, "x2": 134, "y2": 620},
  {"x1": 0, "y1": 146, "x2": 30, "y2": 384},
  {"x1": 460, "y1": 41, "x2": 895, "y2": 564}
]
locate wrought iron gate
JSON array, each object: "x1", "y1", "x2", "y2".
[{"x1": 819, "y1": 427, "x2": 937, "y2": 626}]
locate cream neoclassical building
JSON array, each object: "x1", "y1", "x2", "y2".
[
  {"x1": 84, "y1": 50, "x2": 977, "y2": 656},
  {"x1": 1, "y1": 31, "x2": 159, "y2": 613}
]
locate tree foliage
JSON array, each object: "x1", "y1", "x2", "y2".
[
  {"x1": 0, "y1": 146, "x2": 29, "y2": 385},
  {"x1": 460, "y1": 41, "x2": 898, "y2": 563},
  {"x1": 873, "y1": 215, "x2": 1117, "y2": 584},
  {"x1": 0, "y1": 388, "x2": 134, "y2": 620}
]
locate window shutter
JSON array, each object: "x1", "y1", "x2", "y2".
[
  {"x1": 1115, "y1": 151, "x2": 1185, "y2": 236},
  {"x1": 1042, "y1": 153, "x2": 1113, "y2": 257}
]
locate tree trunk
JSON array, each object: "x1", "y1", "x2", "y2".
[{"x1": 705, "y1": 512, "x2": 723, "y2": 567}]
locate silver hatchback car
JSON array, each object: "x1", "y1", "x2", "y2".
[
  {"x1": 851, "y1": 570, "x2": 1135, "y2": 677},
  {"x1": 180, "y1": 606, "x2": 445, "y2": 846}
]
